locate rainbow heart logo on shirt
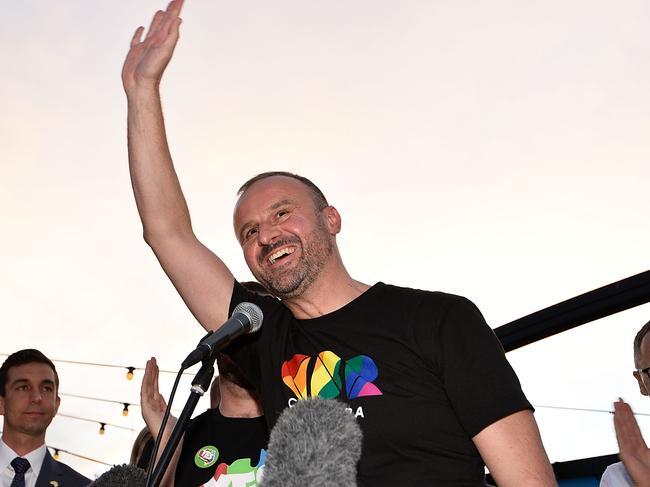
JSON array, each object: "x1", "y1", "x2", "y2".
[{"x1": 281, "y1": 351, "x2": 382, "y2": 400}]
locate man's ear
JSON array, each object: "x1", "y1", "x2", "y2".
[
  {"x1": 633, "y1": 370, "x2": 648, "y2": 396},
  {"x1": 325, "y1": 206, "x2": 342, "y2": 235},
  {"x1": 55, "y1": 395, "x2": 61, "y2": 415},
  {"x1": 0, "y1": 395, "x2": 4, "y2": 415}
]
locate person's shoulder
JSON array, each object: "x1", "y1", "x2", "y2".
[
  {"x1": 58, "y1": 462, "x2": 91, "y2": 484},
  {"x1": 187, "y1": 407, "x2": 222, "y2": 431},
  {"x1": 376, "y1": 282, "x2": 487, "y2": 330},
  {"x1": 41, "y1": 454, "x2": 91, "y2": 486},
  {"x1": 195, "y1": 407, "x2": 222, "y2": 422},
  {"x1": 231, "y1": 280, "x2": 284, "y2": 313},
  {"x1": 600, "y1": 461, "x2": 633, "y2": 486},
  {"x1": 378, "y1": 282, "x2": 470, "y2": 308}
]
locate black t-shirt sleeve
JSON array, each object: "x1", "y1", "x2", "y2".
[
  {"x1": 433, "y1": 296, "x2": 532, "y2": 438},
  {"x1": 226, "y1": 280, "x2": 284, "y2": 390}
]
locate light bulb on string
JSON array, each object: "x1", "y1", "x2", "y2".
[
  {"x1": 53, "y1": 449, "x2": 60, "y2": 460},
  {"x1": 122, "y1": 403, "x2": 129, "y2": 417},
  {"x1": 126, "y1": 367, "x2": 135, "y2": 380},
  {"x1": 99, "y1": 423, "x2": 106, "y2": 435}
]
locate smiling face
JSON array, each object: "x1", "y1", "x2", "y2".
[
  {"x1": 234, "y1": 176, "x2": 338, "y2": 299},
  {"x1": 0, "y1": 362, "x2": 60, "y2": 442}
]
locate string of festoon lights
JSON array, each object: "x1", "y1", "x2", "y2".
[
  {"x1": 1, "y1": 353, "x2": 639, "y2": 419},
  {"x1": 3, "y1": 353, "x2": 645, "y2": 423},
  {"x1": 59, "y1": 392, "x2": 138, "y2": 418},
  {"x1": 0, "y1": 430, "x2": 112, "y2": 467},
  {"x1": 534, "y1": 404, "x2": 650, "y2": 416},
  {"x1": 6, "y1": 353, "x2": 645, "y2": 468},
  {"x1": 57, "y1": 392, "x2": 182, "y2": 427},
  {"x1": 56, "y1": 412, "x2": 140, "y2": 435},
  {"x1": 49, "y1": 446, "x2": 113, "y2": 467},
  {"x1": 0, "y1": 354, "x2": 192, "y2": 380}
]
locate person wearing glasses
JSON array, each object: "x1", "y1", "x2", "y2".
[{"x1": 601, "y1": 320, "x2": 650, "y2": 486}]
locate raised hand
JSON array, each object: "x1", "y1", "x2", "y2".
[
  {"x1": 122, "y1": 0, "x2": 184, "y2": 94},
  {"x1": 140, "y1": 357, "x2": 174, "y2": 438},
  {"x1": 614, "y1": 399, "x2": 650, "y2": 486}
]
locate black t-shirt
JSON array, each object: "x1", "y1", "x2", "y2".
[
  {"x1": 227, "y1": 281, "x2": 532, "y2": 486},
  {"x1": 175, "y1": 407, "x2": 268, "y2": 486}
]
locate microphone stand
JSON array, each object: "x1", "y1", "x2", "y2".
[{"x1": 147, "y1": 358, "x2": 215, "y2": 487}]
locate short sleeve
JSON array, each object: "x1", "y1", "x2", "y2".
[
  {"x1": 434, "y1": 296, "x2": 532, "y2": 437},
  {"x1": 225, "y1": 280, "x2": 283, "y2": 389}
]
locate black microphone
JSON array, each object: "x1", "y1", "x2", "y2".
[
  {"x1": 89, "y1": 464, "x2": 146, "y2": 487},
  {"x1": 261, "y1": 397, "x2": 363, "y2": 486},
  {"x1": 181, "y1": 302, "x2": 263, "y2": 368}
]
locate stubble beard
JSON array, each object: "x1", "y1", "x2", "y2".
[
  {"x1": 7, "y1": 413, "x2": 52, "y2": 438},
  {"x1": 255, "y1": 221, "x2": 334, "y2": 299},
  {"x1": 20, "y1": 422, "x2": 49, "y2": 437}
]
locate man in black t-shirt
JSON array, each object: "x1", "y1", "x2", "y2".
[
  {"x1": 140, "y1": 354, "x2": 268, "y2": 486},
  {"x1": 227, "y1": 281, "x2": 536, "y2": 485},
  {"x1": 123, "y1": 2, "x2": 557, "y2": 485}
]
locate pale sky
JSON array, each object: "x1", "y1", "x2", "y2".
[{"x1": 1, "y1": 0, "x2": 649, "y2": 479}]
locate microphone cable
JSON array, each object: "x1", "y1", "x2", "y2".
[{"x1": 145, "y1": 368, "x2": 183, "y2": 486}]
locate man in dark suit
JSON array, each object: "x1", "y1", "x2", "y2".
[{"x1": 0, "y1": 349, "x2": 89, "y2": 487}]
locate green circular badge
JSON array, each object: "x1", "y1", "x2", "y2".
[{"x1": 194, "y1": 445, "x2": 219, "y2": 468}]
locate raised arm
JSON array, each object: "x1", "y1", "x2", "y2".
[
  {"x1": 473, "y1": 410, "x2": 557, "y2": 487},
  {"x1": 122, "y1": 0, "x2": 233, "y2": 330},
  {"x1": 140, "y1": 358, "x2": 180, "y2": 487}
]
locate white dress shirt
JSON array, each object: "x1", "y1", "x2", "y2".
[
  {"x1": 0, "y1": 437, "x2": 47, "y2": 487},
  {"x1": 600, "y1": 461, "x2": 633, "y2": 487}
]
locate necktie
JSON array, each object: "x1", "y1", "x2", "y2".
[{"x1": 10, "y1": 457, "x2": 31, "y2": 487}]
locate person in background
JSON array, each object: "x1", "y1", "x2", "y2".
[
  {"x1": 601, "y1": 319, "x2": 650, "y2": 486},
  {"x1": 129, "y1": 374, "x2": 219, "y2": 472},
  {"x1": 0, "y1": 349, "x2": 90, "y2": 487},
  {"x1": 129, "y1": 427, "x2": 153, "y2": 470},
  {"x1": 609, "y1": 400, "x2": 650, "y2": 486},
  {"x1": 141, "y1": 354, "x2": 267, "y2": 487},
  {"x1": 208, "y1": 376, "x2": 220, "y2": 409}
]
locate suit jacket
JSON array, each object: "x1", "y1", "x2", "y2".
[{"x1": 34, "y1": 450, "x2": 90, "y2": 487}]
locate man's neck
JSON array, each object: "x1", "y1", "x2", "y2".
[
  {"x1": 2, "y1": 431, "x2": 45, "y2": 457},
  {"x1": 218, "y1": 380, "x2": 263, "y2": 418},
  {"x1": 283, "y1": 266, "x2": 370, "y2": 319}
]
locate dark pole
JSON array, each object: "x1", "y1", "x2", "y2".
[
  {"x1": 495, "y1": 270, "x2": 650, "y2": 352},
  {"x1": 147, "y1": 360, "x2": 215, "y2": 487}
]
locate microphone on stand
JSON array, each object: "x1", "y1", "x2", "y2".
[
  {"x1": 181, "y1": 302, "x2": 263, "y2": 369},
  {"x1": 261, "y1": 397, "x2": 363, "y2": 487}
]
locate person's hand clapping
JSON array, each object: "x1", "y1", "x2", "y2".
[
  {"x1": 140, "y1": 357, "x2": 176, "y2": 439},
  {"x1": 614, "y1": 399, "x2": 650, "y2": 486}
]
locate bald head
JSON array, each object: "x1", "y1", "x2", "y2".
[{"x1": 237, "y1": 172, "x2": 328, "y2": 212}]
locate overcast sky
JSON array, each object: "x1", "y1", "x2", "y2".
[{"x1": 2, "y1": 0, "x2": 649, "y2": 479}]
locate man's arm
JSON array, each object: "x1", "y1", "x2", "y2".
[
  {"x1": 122, "y1": 0, "x2": 233, "y2": 330},
  {"x1": 140, "y1": 357, "x2": 182, "y2": 487},
  {"x1": 614, "y1": 398, "x2": 650, "y2": 485},
  {"x1": 473, "y1": 410, "x2": 557, "y2": 487}
]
